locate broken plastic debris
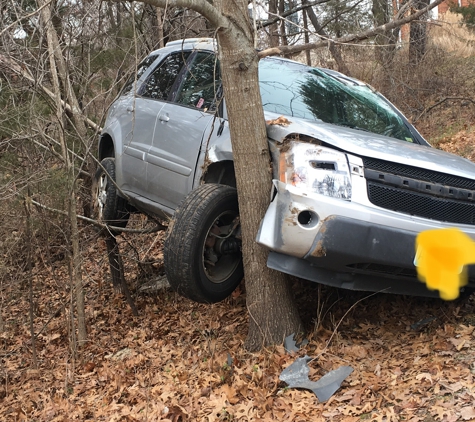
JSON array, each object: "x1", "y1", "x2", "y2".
[
  {"x1": 415, "y1": 227, "x2": 475, "y2": 300},
  {"x1": 279, "y1": 355, "x2": 353, "y2": 402},
  {"x1": 284, "y1": 333, "x2": 309, "y2": 353},
  {"x1": 284, "y1": 334, "x2": 299, "y2": 353},
  {"x1": 410, "y1": 316, "x2": 437, "y2": 331}
]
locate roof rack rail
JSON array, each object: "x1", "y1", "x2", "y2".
[{"x1": 165, "y1": 38, "x2": 214, "y2": 47}]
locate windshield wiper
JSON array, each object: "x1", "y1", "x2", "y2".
[{"x1": 334, "y1": 122, "x2": 372, "y2": 133}]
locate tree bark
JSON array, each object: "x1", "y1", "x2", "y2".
[
  {"x1": 215, "y1": 0, "x2": 303, "y2": 351},
  {"x1": 302, "y1": 7, "x2": 312, "y2": 66},
  {"x1": 24, "y1": 192, "x2": 38, "y2": 369},
  {"x1": 268, "y1": 0, "x2": 280, "y2": 48},
  {"x1": 157, "y1": 7, "x2": 165, "y2": 48},
  {"x1": 278, "y1": 0, "x2": 289, "y2": 51},
  {"x1": 409, "y1": 0, "x2": 430, "y2": 65},
  {"x1": 372, "y1": 0, "x2": 396, "y2": 66}
]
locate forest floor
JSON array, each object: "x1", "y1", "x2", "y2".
[{"x1": 2, "y1": 223, "x2": 475, "y2": 421}]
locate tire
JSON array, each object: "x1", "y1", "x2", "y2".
[
  {"x1": 164, "y1": 184, "x2": 243, "y2": 303},
  {"x1": 92, "y1": 158, "x2": 129, "y2": 234}
]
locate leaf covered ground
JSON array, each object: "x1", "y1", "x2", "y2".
[{"x1": 2, "y1": 227, "x2": 475, "y2": 422}]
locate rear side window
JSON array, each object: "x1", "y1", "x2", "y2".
[
  {"x1": 139, "y1": 52, "x2": 191, "y2": 100},
  {"x1": 121, "y1": 54, "x2": 158, "y2": 96},
  {"x1": 175, "y1": 52, "x2": 221, "y2": 112}
]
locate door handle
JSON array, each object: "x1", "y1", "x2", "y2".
[{"x1": 159, "y1": 114, "x2": 170, "y2": 122}]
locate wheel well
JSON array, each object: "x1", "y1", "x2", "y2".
[
  {"x1": 99, "y1": 135, "x2": 115, "y2": 161},
  {"x1": 202, "y1": 161, "x2": 236, "y2": 188}
]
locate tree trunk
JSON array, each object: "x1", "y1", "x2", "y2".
[
  {"x1": 302, "y1": 7, "x2": 312, "y2": 66},
  {"x1": 215, "y1": 0, "x2": 302, "y2": 351},
  {"x1": 268, "y1": 0, "x2": 280, "y2": 48},
  {"x1": 24, "y1": 191, "x2": 38, "y2": 369},
  {"x1": 39, "y1": 0, "x2": 87, "y2": 346},
  {"x1": 372, "y1": 0, "x2": 396, "y2": 66},
  {"x1": 409, "y1": 0, "x2": 430, "y2": 65},
  {"x1": 157, "y1": 7, "x2": 165, "y2": 48},
  {"x1": 278, "y1": 0, "x2": 289, "y2": 51},
  {"x1": 304, "y1": 1, "x2": 351, "y2": 75}
]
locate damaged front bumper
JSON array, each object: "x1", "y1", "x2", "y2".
[{"x1": 256, "y1": 180, "x2": 475, "y2": 296}]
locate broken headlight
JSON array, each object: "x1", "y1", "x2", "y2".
[{"x1": 279, "y1": 142, "x2": 352, "y2": 199}]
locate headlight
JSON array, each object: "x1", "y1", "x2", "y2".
[{"x1": 279, "y1": 142, "x2": 352, "y2": 199}]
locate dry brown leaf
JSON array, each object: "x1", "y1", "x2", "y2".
[
  {"x1": 460, "y1": 406, "x2": 475, "y2": 421},
  {"x1": 266, "y1": 116, "x2": 291, "y2": 126},
  {"x1": 415, "y1": 373, "x2": 433, "y2": 383},
  {"x1": 219, "y1": 384, "x2": 239, "y2": 405}
]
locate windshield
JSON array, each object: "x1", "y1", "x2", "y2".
[{"x1": 258, "y1": 58, "x2": 415, "y2": 143}]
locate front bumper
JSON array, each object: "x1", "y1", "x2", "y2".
[{"x1": 256, "y1": 180, "x2": 475, "y2": 295}]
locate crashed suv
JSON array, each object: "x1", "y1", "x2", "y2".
[{"x1": 95, "y1": 38, "x2": 475, "y2": 302}]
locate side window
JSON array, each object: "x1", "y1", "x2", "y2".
[
  {"x1": 121, "y1": 54, "x2": 158, "y2": 96},
  {"x1": 175, "y1": 52, "x2": 221, "y2": 112},
  {"x1": 139, "y1": 52, "x2": 191, "y2": 100}
]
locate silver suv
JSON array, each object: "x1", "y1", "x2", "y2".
[{"x1": 95, "y1": 38, "x2": 475, "y2": 302}]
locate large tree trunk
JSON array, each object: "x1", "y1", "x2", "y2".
[{"x1": 215, "y1": 0, "x2": 302, "y2": 351}]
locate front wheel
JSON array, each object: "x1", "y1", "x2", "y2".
[
  {"x1": 164, "y1": 184, "x2": 243, "y2": 303},
  {"x1": 92, "y1": 158, "x2": 129, "y2": 234}
]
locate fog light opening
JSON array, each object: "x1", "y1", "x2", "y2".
[{"x1": 297, "y1": 210, "x2": 318, "y2": 228}]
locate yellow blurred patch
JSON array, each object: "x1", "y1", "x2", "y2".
[{"x1": 415, "y1": 228, "x2": 475, "y2": 300}]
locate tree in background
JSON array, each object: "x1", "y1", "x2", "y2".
[
  {"x1": 450, "y1": 3, "x2": 475, "y2": 32},
  {"x1": 409, "y1": 0, "x2": 431, "y2": 65}
]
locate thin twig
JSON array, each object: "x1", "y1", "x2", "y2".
[
  {"x1": 414, "y1": 97, "x2": 475, "y2": 123},
  {"x1": 29, "y1": 197, "x2": 166, "y2": 233},
  {"x1": 311, "y1": 289, "x2": 388, "y2": 362}
]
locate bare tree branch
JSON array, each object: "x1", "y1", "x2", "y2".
[
  {"x1": 0, "y1": 54, "x2": 101, "y2": 132},
  {"x1": 257, "y1": 0, "x2": 330, "y2": 28},
  {"x1": 414, "y1": 97, "x2": 475, "y2": 123},
  {"x1": 258, "y1": 0, "x2": 445, "y2": 58},
  {"x1": 107, "y1": 0, "x2": 227, "y2": 30},
  {"x1": 28, "y1": 197, "x2": 166, "y2": 233},
  {"x1": 0, "y1": 0, "x2": 53, "y2": 37}
]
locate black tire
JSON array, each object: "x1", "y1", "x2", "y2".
[
  {"x1": 164, "y1": 184, "x2": 243, "y2": 303},
  {"x1": 92, "y1": 158, "x2": 129, "y2": 234}
]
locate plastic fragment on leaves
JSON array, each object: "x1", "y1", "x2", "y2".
[
  {"x1": 284, "y1": 333, "x2": 309, "y2": 353},
  {"x1": 279, "y1": 355, "x2": 353, "y2": 402},
  {"x1": 284, "y1": 333, "x2": 299, "y2": 353},
  {"x1": 415, "y1": 227, "x2": 475, "y2": 300}
]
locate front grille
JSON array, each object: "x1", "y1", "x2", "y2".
[
  {"x1": 363, "y1": 157, "x2": 475, "y2": 190},
  {"x1": 368, "y1": 183, "x2": 475, "y2": 225},
  {"x1": 363, "y1": 157, "x2": 475, "y2": 225}
]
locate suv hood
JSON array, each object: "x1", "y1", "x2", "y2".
[{"x1": 265, "y1": 113, "x2": 475, "y2": 179}]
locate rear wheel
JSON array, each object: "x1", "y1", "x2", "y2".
[
  {"x1": 92, "y1": 158, "x2": 129, "y2": 234},
  {"x1": 164, "y1": 184, "x2": 243, "y2": 303}
]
